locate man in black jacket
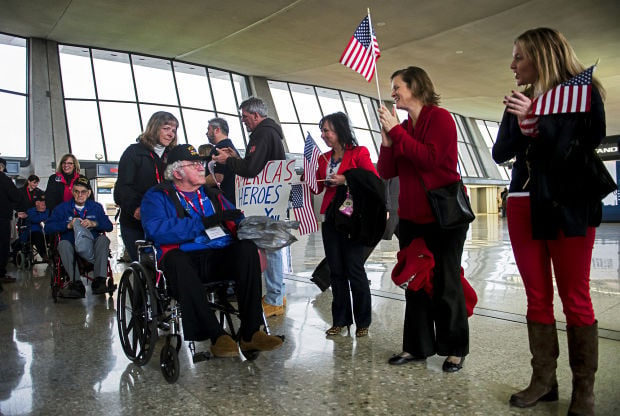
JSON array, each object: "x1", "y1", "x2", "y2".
[
  {"x1": 212, "y1": 97, "x2": 288, "y2": 318},
  {"x1": 0, "y1": 158, "x2": 25, "y2": 284}
]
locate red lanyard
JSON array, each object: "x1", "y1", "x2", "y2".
[
  {"x1": 175, "y1": 188, "x2": 205, "y2": 216},
  {"x1": 73, "y1": 206, "x2": 87, "y2": 219},
  {"x1": 150, "y1": 152, "x2": 162, "y2": 183},
  {"x1": 26, "y1": 187, "x2": 32, "y2": 201}
]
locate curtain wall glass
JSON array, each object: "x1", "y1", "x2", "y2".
[{"x1": 58, "y1": 44, "x2": 251, "y2": 162}]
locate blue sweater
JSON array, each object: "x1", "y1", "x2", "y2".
[{"x1": 45, "y1": 199, "x2": 113, "y2": 243}]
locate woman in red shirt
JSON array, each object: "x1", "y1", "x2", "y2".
[{"x1": 378, "y1": 67, "x2": 469, "y2": 372}]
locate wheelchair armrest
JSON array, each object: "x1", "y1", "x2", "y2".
[{"x1": 135, "y1": 239, "x2": 154, "y2": 246}]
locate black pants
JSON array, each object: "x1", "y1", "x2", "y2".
[
  {"x1": 161, "y1": 240, "x2": 262, "y2": 343},
  {"x1": 399, "y1": 219, "x2": 469, "y2": 357},
  {"x1": 322, "y1": 220, "x2": 371, "y2": 328},
  {"x1": 0, "y1": 218, "x2": 10, "y2": 276}
]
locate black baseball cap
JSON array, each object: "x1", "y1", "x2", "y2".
[
  {"x1": 167, "y1": 144, "x2": 203, "y2": 165},
  {"x1": 73, "y1": 175, "x2": 92, "y2": 191}
]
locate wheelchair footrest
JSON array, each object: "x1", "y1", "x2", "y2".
[{"x1": 192, "y1": 351, "x2": 211, "y2": 363}]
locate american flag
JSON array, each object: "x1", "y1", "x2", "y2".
[
  {"x1": 290, "y1": 183, "x2": 318, "y2": 235},
  {"x1": 339, "y1": 15, "x2": 381, "y2": 82},
  {"x1": 303, "y1": 133, "x2": 321, "y2": 193},
  {"x1": 520, "y1": 65, "x2": 595, "y2": 137}
]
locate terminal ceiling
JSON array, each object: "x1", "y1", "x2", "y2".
[{"x1": 2, "y1": 0, "x2": 619, "y2": 134}]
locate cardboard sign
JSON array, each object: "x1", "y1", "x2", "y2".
[{"x1": 235, "y1": 160, "x2": 296, "y2": 220}]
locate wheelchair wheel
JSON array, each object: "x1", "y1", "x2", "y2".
[
  {"x1": 116, "y1": 266, "x2": 157, "y2": 366},
  {"x1": 15, "y1": 251, "x2": 26, "y2": 269},
  {"x1": 160, "y1": 343, "x2": 180, "y2": 383}
]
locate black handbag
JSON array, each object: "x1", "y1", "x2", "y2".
[{"x1": 422, "y1": 178, "x2": 475, "y2": 229}]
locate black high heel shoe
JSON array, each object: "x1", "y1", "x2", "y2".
[
  {"x1": 442, "y1": 356, "x2": 465, "y2": 372},
  {"x1": 388, "y1": 352, "x2": 426, "y2": 365}
]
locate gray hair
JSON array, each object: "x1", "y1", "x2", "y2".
[
  {"x1": 208, "y1": 117, "x2": 229, "y2": 135},
  {"x1": 239, "y1": 96, "x2": 268, "y2": 117},
  {"x1": 164, "y1": 160, "x2": 186, "y2": 181}
]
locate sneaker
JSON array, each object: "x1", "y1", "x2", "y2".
[
  {"x1": 210, "y1": 334, "x2": 240, "y2": 358},
  {"x1": 58, "y1": 281, "x2": 84, "y2": 299},
  {"x1": 261, "y1": 296, "x2": 285, "y2": 318},
  {"x1": 73, "y1": 280, "x2": 86, "y2": 298},
  {"x1": 91, "y1": 277, "x2": 108, "y2": 295},
  {"x1": 239, "y1": 331, "x2": 283, "y2": 352},
  {"x1": 0, "y1": 275, "x2": 16, "y2": 283}
]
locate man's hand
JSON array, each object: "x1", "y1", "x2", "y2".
[{"x1": 212, "y1": 147, "x2": 236, "y2": 164}]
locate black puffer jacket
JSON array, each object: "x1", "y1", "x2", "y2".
[
  {"x1": 114, "y1": 142, "x2": 170, "y2": 230},
  {"x1": 326, "y1": 168, "x2": 386, "y2": 247}
]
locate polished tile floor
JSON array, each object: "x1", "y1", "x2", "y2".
[{"x1": 1, "y1": 215, "x2": 619, "y2": 415}]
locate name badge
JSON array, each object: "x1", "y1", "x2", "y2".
[{"x1": 205, "y1": 226, "x2": 226, "y2": 240}]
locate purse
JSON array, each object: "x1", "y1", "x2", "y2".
[
  {"x1": 338, "y1": 188, "x2": 354, "y2": 217},
  {"x1": 421, "y1": 178, "x2": 475, "y2": 229}
]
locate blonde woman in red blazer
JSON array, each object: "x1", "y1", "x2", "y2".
[{"x1": 312, "y1": 112, "x2": 379, "y2": 338}]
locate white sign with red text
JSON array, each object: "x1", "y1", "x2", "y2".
[{"x1": 235, "y1": 159, "x2": 296, "y2": 220}]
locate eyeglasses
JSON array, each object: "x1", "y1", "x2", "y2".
[
  {"x1": 62, "y1": 161, "x2": 75, "y2": 166},
  {"x1": 72, "y1": 189, "x2": 89, "y2": 195},
  {"x1": 179, "y1": 161, "x2": 205, "y2": 170}
]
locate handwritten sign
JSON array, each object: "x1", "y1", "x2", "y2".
[{"x1": 235, "y1": 160, "x2": 296, "y2": 220}]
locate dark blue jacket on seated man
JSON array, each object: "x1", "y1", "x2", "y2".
[
  {"x1": 140, "y1": 144, "x2": 283, "y2": 358},
  {"x1": 45, "y1": 176, "x2": 113, "y2": 298}
]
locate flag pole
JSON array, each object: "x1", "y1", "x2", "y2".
[{"x1": 367, "y1": 8, "x2": 382, "y2": 103}]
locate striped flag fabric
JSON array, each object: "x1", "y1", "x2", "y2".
[
  {"x1": 303, "y1": 133, "x2": 321, "y2": 193},
  {"x1": 339, "y1": 15, "x2": 381, "y2": 82},
  {"x1": 290, "y1": 183, "x2": 318, "y2": 235},
  {"x1": 520, "y1": 65, "x2": 595, "y2": 137}
]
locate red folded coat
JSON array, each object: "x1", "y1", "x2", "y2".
[{"x1": 391, "y1": 238, "x2": 478, "y2": 317}]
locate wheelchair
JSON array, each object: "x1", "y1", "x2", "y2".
[
  {"x1": 116, "y1": 240, "x2": 280, "y2": 383},
  {"x1": 48, "y1": 233, "x2": 116, "y2": 302},
  {"x1": 12, "y1": 220, "x2": 49, "y2": 270}
]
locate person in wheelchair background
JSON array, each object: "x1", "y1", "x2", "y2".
[
  {"x1": 45, "y1": 176, "x2": 113, "y2": 298},
  {"x1": 140, "y1": 144, "x2": 283, "y2": 358},
  {"x1": 24, "y1": 193, "x2": 50, "y2": 262}
]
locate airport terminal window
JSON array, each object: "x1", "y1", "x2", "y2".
[
  {"x1": 268, "y1": 80, "x2": 381, "y2": 161},
  {"x1": 476, "y1": 119, "x2": 511, "y2": 181},
  {"x1": 454, "y1": 114, "x2": 483, "y2": 178},
  {"x1": 58, "y1": 44, "x2": 250, "y2": 162},
  {"x1": 0, "y1": 34, "x2": 28, "y2": 159}
]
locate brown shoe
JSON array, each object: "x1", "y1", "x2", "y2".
[
  {"x1": 0, "y1": 275, "x2": 17, "y2": 283},
  {"x1": 262, "y1": 297, "x2": 285, "y2": 318},
  {"x1": 210, "y1": 334, "x2": 239, "y2": 358},
  {"x1": 240, "y1": 331, "x2": 283, "y2": 352}
]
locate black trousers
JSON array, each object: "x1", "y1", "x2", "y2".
[
  {"x1": 322, "y1": 220, "x2": 372, "y2": 328},
  {"x1": 0, "y1": 218, "x2": 10, "y2": 276},
  {"x1": 399, "y1": 219, "x2": 469, "y2": 357},
  {"x1": 161, "y1": 240, "x2": 262, "y2": 343}
]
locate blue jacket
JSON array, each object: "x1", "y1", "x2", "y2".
[
  {"x1": 45, "y1": 199, "x2": 113, "y2": 243},
  {"x1": 26, "y1": 207, "x2": 49, "y2": 233},
  {"x1": 141, "y1": 182, "x2": 241, "y2": 259}
]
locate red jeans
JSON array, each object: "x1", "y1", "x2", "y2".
[{"x1": 507, "y1": 195, "x2": 596, "y2": 327}]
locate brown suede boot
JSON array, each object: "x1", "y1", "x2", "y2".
[
  {"x1": 567, "y1": 321, "x2": 598, "y2": 416},
  {"x1": 240, "y1": 331, "x2": 283, "y2": 352},
  {"x1": 510, "y1": 321, "x2": 559, "y2": 408}
]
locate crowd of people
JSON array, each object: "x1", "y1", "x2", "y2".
[{"x1": 0, "y1": 26, "x2": 609, "y2": 414}]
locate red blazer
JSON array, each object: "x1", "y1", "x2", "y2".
[{"x1": 315, "y1": 145, "x2": 378, "y2": 214}]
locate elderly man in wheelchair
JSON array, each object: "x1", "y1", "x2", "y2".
[
  {"x1": 140, "y1": 144, "x2": 283, "y2": 358},
  {"x1": 45, "y1": 176, "x2": 113, "y2": 298}
]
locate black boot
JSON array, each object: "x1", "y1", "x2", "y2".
[
  {"x1": 510, "y1": 321, "x2": 559, "y2": 408},
  {"x1": 567, "y1": 321, "x2": 598, "y2": 416}
]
